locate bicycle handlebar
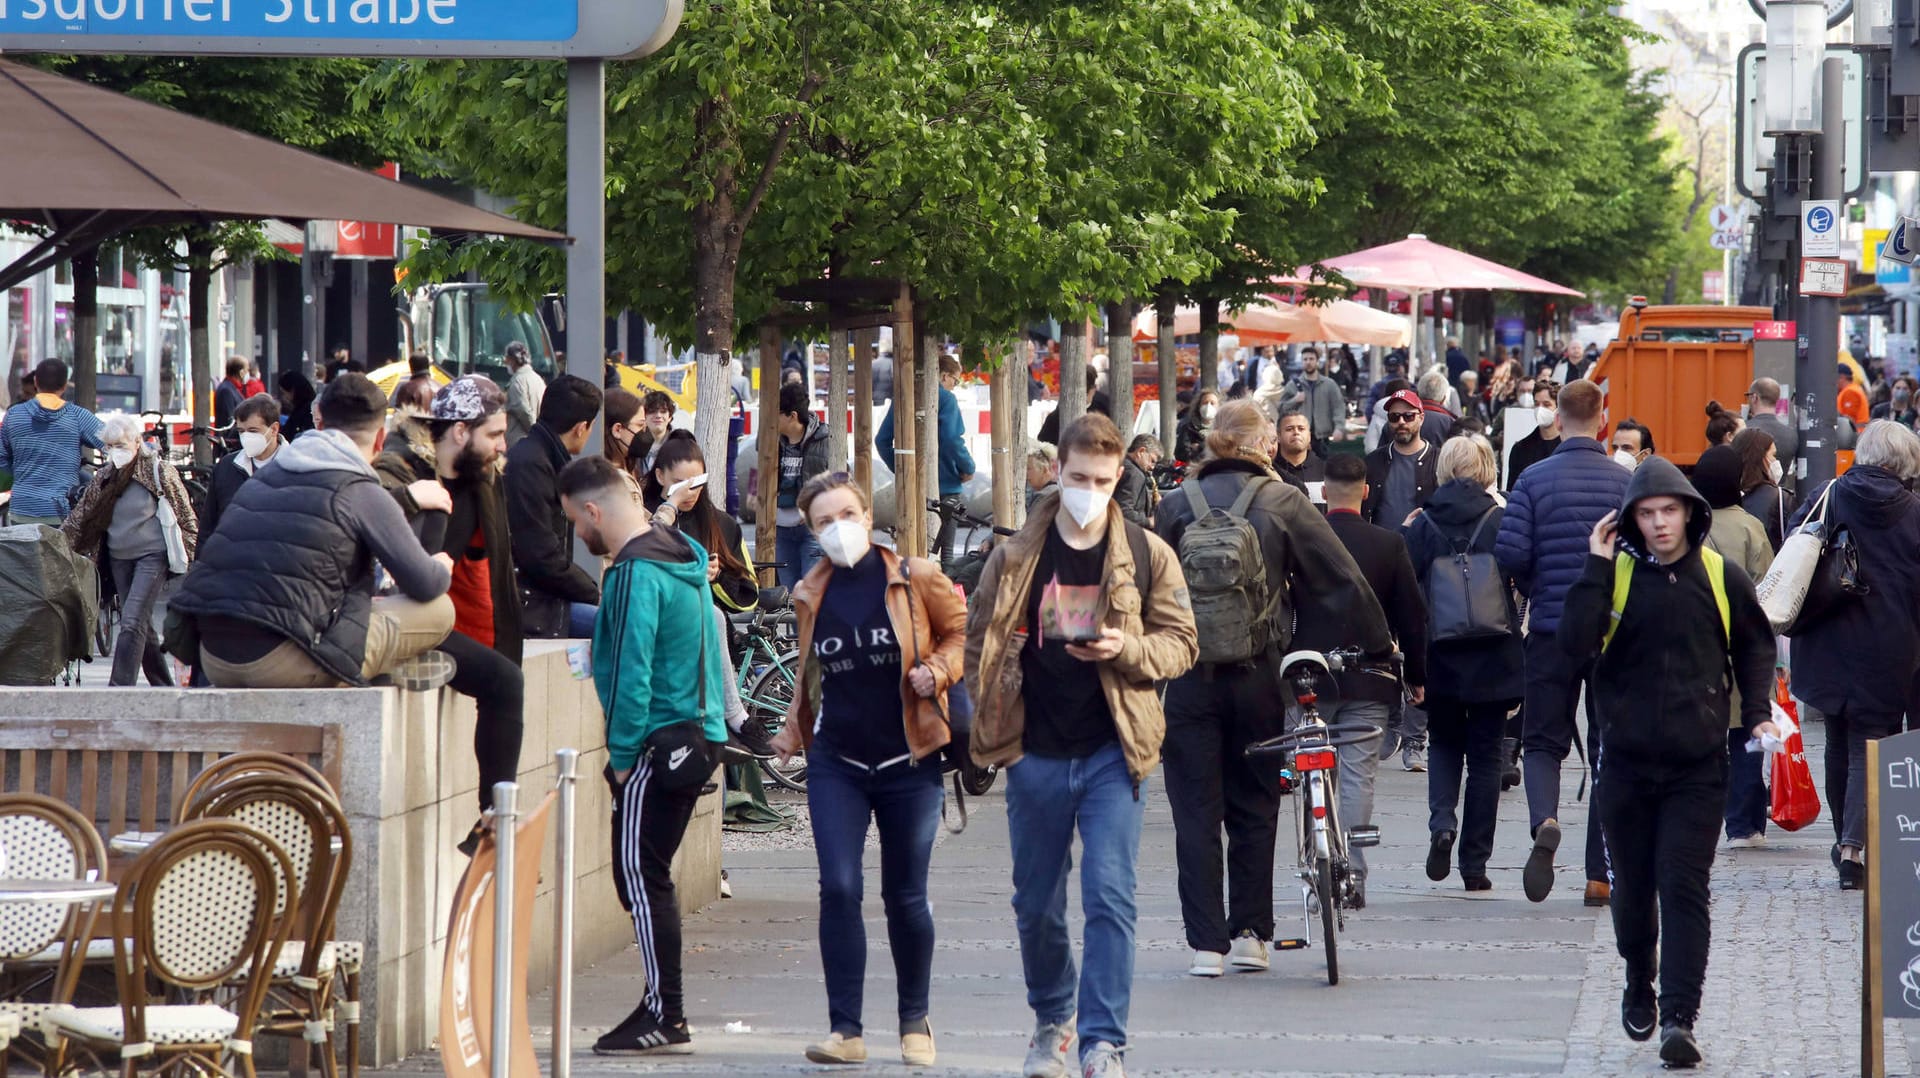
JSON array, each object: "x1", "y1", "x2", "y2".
[{"x1": 1243, "y1": 722, "x2": 1386, "y2": 758}]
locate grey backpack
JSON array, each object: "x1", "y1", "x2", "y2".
[
  {"x1": 1424, "y1": 507, "x2": 1511, "y2": 642},
  {"x1": 1178, "y1": 477, "x2": 1275, "y2": 664}
]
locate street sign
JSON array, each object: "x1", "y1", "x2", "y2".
[
  {"x1": 1735, "y1": 45, "x2": 1865, "y2": 201},
  {"x1": 1800, "y1": 258, "x2": 1850, "y2": 297},
  {"x1": 1711, "y1": 229, "x2": 1745, "y2": 251},
  {"x1": 1755, "y1": 321, "x2": 1797, "y2": 341},
  {"x1": 1745, "y1": 0, "x2": 1854, "y2": 27},
  {"x1": 1884, "y1": 218, "x2": 1919, "y2": 267},
  {"x1": 1708, "y1": 204, "x2": 1741, "y2": 231},
  {"x1": 1703, "y1": 270, "x2": 1726, "y2": 302},
  {"x1": 1803, "y1": 200, "x2": 1842, "y2": 257},
  {"x1": 0, "y1": 0, "x2": 678, "y2": 58}
]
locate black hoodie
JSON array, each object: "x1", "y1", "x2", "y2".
[{"x1": 1560, "y1": 457, "x2": 1775, "y2": 767}]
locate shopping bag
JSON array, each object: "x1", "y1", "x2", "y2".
[{"x1": 1768, "y1": 721, "x2": 1821, "y2": 832}]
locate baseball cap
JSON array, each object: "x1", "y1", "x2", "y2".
[
  {"x1": 432, "y1": 375, "x2": 501, "y2": 422},
  {"x1": 1386, "y1": 389, "x2": 1423, "y2": 414}
]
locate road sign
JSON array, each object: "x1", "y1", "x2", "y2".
[
  {"x1": 1735, "y1": 45, "x2": 1865, "y2": 201},
  {"x1": 1708, "y1": 204, "x2": 1741, "y2": 232},
  {"x1": 1803, "y1": 200, "x2": 1842, "y2": 257},
  {"x1": 1800, "y1": 258, "x2": 1850, "y2": 297},
  {"x1": 1746, "y1": 0, "x2": 1854, "y2": 27},
  {"x1": 1702, "y1": 271, "x2": 1726, "y2": 302},
  {"x1": 1885, "y1": 218, "x2": 1919, "y2": 267},
  {"x1": 1711, "y1": 229, "x2": 1745, "y2": 251},
  {"x1": 0, "y1": 0, "x2": 678, "y2": 58}
]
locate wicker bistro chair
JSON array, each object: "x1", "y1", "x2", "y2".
[
  {"x1": 182, "y1": 775, "x2": 351, "y2": 1078},
  {"x1": 175, "y1": 755, "x2": 333, "y2": 820},
  {"x1": 0, "y1": 794, "x2": 110, "y2": 1076},
  {"x1": 44, "y1": 819, "x2": 293, "y2": 1078}
]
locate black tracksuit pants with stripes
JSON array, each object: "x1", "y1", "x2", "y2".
[{"x1": 608, "y1": 756, "x2": 703, "y2": 1025}]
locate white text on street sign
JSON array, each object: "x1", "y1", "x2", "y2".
[{"x1": 1800, "y1": 258, "x2": 1849, "y2": 297}]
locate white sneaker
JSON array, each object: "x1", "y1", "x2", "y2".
[
  {"x1": 1228, "y1": 934, "x2": 1269, "y2": 972},
  {"x1": 1023, "y1": 1016, "x2": 1075, "y2": 1078},
  {"x1": 1187, "y1": 950, "x2": 1225, "y2": 977},
  {"x1": 1081, "y1": 1041, "x2": 1125, "y2": 1078},
  {"x1": 1727, "y1": 833, "x2": 1767, "y2": 849}
]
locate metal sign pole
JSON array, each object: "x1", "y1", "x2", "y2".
[
  {"x1": 490, "y1": 781, "x2": 519, "y2": 1078},
  {"x1": 566, "y1": 57, "x2": 608, "y2": 582},
  {"x1": 552, "y1": 750, "x2": 580, "y2": 1078}
]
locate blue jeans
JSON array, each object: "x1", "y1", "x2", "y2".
[
  {"x1": 567, "y1": 602, "x2": 598, "y2": 639},
  {"x1": 774, "y1": 523, "x2": 821, "y2": 591},
  {"x1": 1005, "y1": 742, "x2": 1144, "y2": 1058},
  {"x1": 1724, "y1": 728, "x2": 1768, "y2": 840},
  {"x1": 807, "y1": 748, "x2": 944, "y2": 1037}
]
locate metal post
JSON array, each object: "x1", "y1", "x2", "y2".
[
  {"x1": 552, "y1": 751, "x2": 579, "y2": 1078},
  {"x1": 566, "y1": 58, "x2": 607, "y2": 580},
  {"x1": 1798, "y1": 57, "x2": 1845, "y2": 492},
  {"x1": 489, "y1": 781, "x2": 519, "y2": 1078}
]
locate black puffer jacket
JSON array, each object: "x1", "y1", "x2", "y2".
[
  {"x1": 505, "y1": 422, "x2": 601, "y2": 636},
  {"x1": 1561, "y1": 458, "x2": 1774, "y2": 765},
  {"x1": 1787, "y1": 465, "x2": 1920, "y2": 716},
  {"x1": 1402, "y1": 479, "x2": 1523, "y2": 705}
]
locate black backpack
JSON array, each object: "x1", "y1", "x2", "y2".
[{"x1": 1423, "y1": 507, "x2": 1511, "y2": 642}]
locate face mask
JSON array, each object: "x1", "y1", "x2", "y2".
[
  {"x1": 1199, "y1": 403, "x2": 1218, "y2": 423},
  {"x1": 1535, "y1": 406, "x2": 1556, "y2": 431},
  {"x1": 817, "y1": 518, "x2": 871, "y2": 568},
  {"x1": 1768, "y1": 459, "x2": 1784, "y2": 484},
  {"x1": 108, "y1": 447, "x2": 135, "y2": 469},
  {"x1": 1612, "y1": 449, "x2": 1638, "y2": 471},
  {"x1": 239, "y1": 431, "x2": 271, "y2": 459},
  {"x1": 1059, "y1": 485, "x2": 1111, "y2": 529}
]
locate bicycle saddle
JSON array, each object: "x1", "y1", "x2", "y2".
[
  {"x1": 757, "y1": 586, "x2": 790, "y2": 610},
  {"x1": 1278, "y1": 649, "x2": 1332, "y2": 681}
]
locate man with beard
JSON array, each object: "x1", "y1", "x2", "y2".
[
  {"x1": 1282, "y1": 346, "x2": 1347, "y2": 452},
  {"x1": 559, "y1": 454, "x2": 726, "y2": 1056},
  {"x1": 377, "y1": 375, "x2": 526, "y2": 856},
  {"x1": 1363, "y1": 389, "x2": 1438, "y2": 529}
]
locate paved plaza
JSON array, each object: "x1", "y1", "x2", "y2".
[{"x1": 400, "y1": 720, "x2": 1913, "y2": 1077}]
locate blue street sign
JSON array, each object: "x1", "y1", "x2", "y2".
[{"x1": 0, "y1": 0, "x2": 675, "y2": 57}]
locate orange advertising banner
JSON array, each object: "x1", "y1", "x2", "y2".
[{"x1": 441, "y1": 791, "x2": 554, "y2": 1078}]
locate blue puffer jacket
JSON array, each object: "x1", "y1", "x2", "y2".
[{"x1": 1493, "y1": 437, "x2": 1630, "y2": 635}]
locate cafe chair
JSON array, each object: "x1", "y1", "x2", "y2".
[
  {"x1": 184, "y1": 775, "x2": 351, "y2": 1078},
  {"x1": 176, "y1": 753, "x2": 334, "y2": 821},
  {"x1": 0, "y1": 794, "x2": 108, "y2": 1076},
  {"x1": 44, "y1": 819, "x2": 293, "y2": 1078}
]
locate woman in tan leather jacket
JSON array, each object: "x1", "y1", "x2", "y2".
[{"x1": 769, "y1": 472, "x2": 965, "y2": 1069}]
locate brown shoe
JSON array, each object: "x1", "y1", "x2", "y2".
[{"x1": 1584, "y1": 881, "x2": 1611, "y2": 907}]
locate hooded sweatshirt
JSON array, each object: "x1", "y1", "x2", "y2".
[
  {"x1": 1559, "y1": 457, "x2": 1775, "y2": 767},
  {"x1": 0, "y1": 396, "x2": 104, "y2": 518},
  {"x1": 593, "y1": 525, "x2": 729, "y2": 772}
]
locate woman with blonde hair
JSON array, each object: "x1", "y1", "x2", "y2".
[
  {"x1": 1400, "y1": 433, "x2": 1523, "y2": 890},
  {"x1": 1153, "y1": 398, "x2": 1394, "y2": 975}
]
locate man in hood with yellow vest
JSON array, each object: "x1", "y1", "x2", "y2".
[{"x1": 1559, "y1": 455, "x2": 1777, "y2": 1069}]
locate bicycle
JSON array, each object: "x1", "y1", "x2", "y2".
[
  {"x1": 139, "y1": 412, "x2": 223, "y2": 521},
  {"x1": 924, "y1": 498, "x2": 1015, "y2": 593},
  {"x1": 1243, "y1": 647, "x2": 1387, "y2": 986},
  {"x1": 729, "y1": 586, "x2": 805, "y2": 791}
]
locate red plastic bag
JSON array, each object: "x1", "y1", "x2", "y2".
[{"x1": 1769, "y1": 725, "x2": 1821, "y2": 832}]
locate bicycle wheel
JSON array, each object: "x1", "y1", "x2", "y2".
[
  {"x1": 747, "y1": 654, "x2": 807, "y2": 791},
  {"x1": 1317, "y1": 855, "x2": 1338, "y2": 986}
]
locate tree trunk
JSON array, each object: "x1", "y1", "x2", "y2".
[
  {"x1": 1058, "y1": 318, "x2": 1089, "y2": 433},
  {"x1": 891, "y1": 285, "x2": 924, "y2": 557},
  {"x1": 852, "y1": 328, "x2": 874, "y2": 500},
  {"x1": 1197, "y1": 296, "x2": 1221, "y2": 408},
  {"x1": 1155, "y1": 289, "x2": 1177, "y2": 451},
  {"x1": 1105, "y1": 300, "x2": 1137, "y2": 437},
  {"x1": 188, "y1": 239, "x2": 216, "y2": 467},
  {"x1": 827, "y1": 328, "x2": 850, "y2": 469},
  {"x1": 690, "y1": 99, "x2": 742, "y2": 491},
  {"x1": 990, "y1": 359, "x2": 1015, "y2": 532},
  {"x1": 71, "y1": 252, "x2": 98, "y2": 413},
  {"x1": 753, "y1": 321, "x2": 781, "y2": 576},
  {"x1": 917, "y1": 321, "x2": 939, "y2": 553}
]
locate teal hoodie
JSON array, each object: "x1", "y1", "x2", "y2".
[{"x1": 593, "y1": 525, "x2": 728, "y2": 771}]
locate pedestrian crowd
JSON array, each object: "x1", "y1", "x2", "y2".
[{"x1": 8, "y1": 336, "x2": 1908, "y2": 1077}]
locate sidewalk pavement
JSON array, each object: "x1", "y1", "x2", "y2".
[{"x1": 395, "y1": 718, "x2": 1915, "y2": 1076}]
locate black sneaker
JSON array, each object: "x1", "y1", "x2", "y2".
[
  {"x1": 1621, "y1": 982, "x2": 1656, "y2": 1042},
  {"x1": 1658, "y1": 1021, "x2": 1701, "y2": 1067},
  {"x1": 1426, "y1": 830, "x2": 1456, "y2": 882},
  {"x1": 731, "y1": 717, "x2": 777, "y2": 760},
  {"x1": 1840, "y1": 858, "x2": 1865, "y2": 890},
  {"x1": 455, "y1": 818, "x2": 488, "y2": 859},
  {"x1": 593, "y1": 1004, "x2": 692, "y2": 1056},
  {"x1": 1500, "y1": 737, "x2": 1522, "y2": 791}
]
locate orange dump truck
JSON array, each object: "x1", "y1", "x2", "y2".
[{"x1": 1588, "y1": 301, "x2": 1775, "y2": 468}]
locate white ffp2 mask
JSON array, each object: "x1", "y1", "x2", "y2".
[
  {"x1": 240, "y1": 431, "x2": 271, "y2": 459},
  {"x1": 108, "y1": 447, "x2": 135, "y2": 469},
  {"x1": 818, "y1": 519, "x2": 871, "y2": 568},
  {"x1": 1060, "y1": 486, "x2": 1111, "y2": 529}
]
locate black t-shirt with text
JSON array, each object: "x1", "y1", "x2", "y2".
[
  {"x1": 811, "y1": 550, "x2": 908, "y2": 767},
  {"x1": 1021, "y1": 528, "x2": 1117, "y2": 759}
]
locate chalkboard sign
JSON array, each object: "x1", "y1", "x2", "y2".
[{"x1": 1875, "y1": 728, "x2": 1920, "y2": 1018}]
